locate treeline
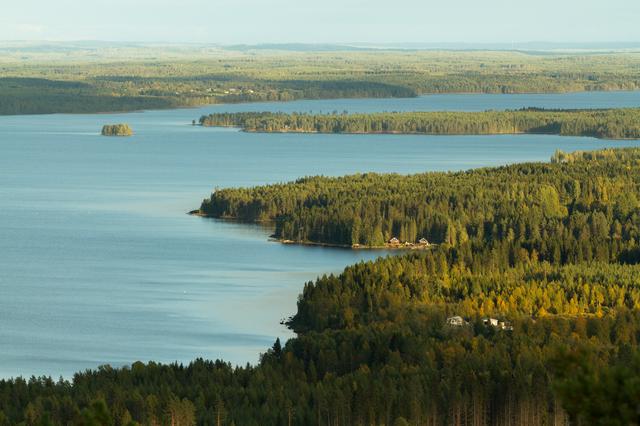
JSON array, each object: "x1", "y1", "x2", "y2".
[{"x1": 199, "y1": 108, "x2": 640, "y2": 139}]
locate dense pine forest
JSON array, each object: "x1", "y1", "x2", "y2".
[
  {"x1": 1, "y1": 258, "x2": 639, "y2": 425},
  {"x1": 199, "y1": 108, "x2": 640, "y2": 139},
  {"x1": 200, "y1": 148, "x2": 640, "y2": 253},
  {"x1": 1, "y1": 148, "x2": 640, "y2": 425},
  {"x1": 2, "y1": 49, "x2": 640, "y2": 114}
]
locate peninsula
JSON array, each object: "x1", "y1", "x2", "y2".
[{"x1": 199, "y1": 108, "x2": 640, "y2": 139}]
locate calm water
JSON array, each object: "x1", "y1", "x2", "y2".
[
  {"x1": 1, "y1": 92, "x2": 640, "y2": 378},
  {"x1": 193, "y1": 90, "x2": 640, "y2": 114}
]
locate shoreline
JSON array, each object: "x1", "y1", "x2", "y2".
[
  {"x1": 189, "y1": 209, "x2": 434, "y2": 250},
  {"x1": 6, "y1": 88, "x2": 640, "y2": 118},
  {"x1": 276, "y1": 238, "x2": 435, "y2": 250}
]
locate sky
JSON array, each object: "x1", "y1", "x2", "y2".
[{"x1": 0, "y1": 0, "x2": 638, "y2": 44}]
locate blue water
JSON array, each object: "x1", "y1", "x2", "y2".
[
  {"x1": 193, "y1": 90, "x2": 640, "y2": 114},
  {"x1": 1, "y1": 92, "x2": 640, "y2": 379}
]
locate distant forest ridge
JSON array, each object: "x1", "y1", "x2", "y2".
[
  {"x1": 2, "y1": 50, "x2": 640, "y2": 114},
  {"x1": 199, "y1": 108, "x2": 640, "y2": 139}
]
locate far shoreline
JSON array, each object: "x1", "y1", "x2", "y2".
[{"x1": 4, "y1": 88, "x2": 640, "y2": 118}]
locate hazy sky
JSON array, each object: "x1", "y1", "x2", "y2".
[{"x1": 1, "y1": 0, "x2": 638, "y2": 44}]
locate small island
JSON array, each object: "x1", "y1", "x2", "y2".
[{"x1": 101, "y1": 123, "x2": 133, "y2": 136}]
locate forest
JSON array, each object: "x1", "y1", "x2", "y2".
[
  {"x1": 199, "y1": 108, "x2": 640, "y2": 139},
  {"x1": 2, "y1": 49, "x2": 640, "y2": 114},
  {"x1": 1, "y1": 259, "x2": 639, "y2": 425},
  {"x1": 200, "y1": 147, "x2": 640, "y2": 253},
  {"x1": 1, "y1": 148, "x2": 639, "y2": 425}
]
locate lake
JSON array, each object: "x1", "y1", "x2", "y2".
[{"x1": 1, "y1": 91, "x2": 639, "y2": 378}]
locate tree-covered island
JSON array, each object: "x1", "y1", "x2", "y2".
[{"x1": 101, "y1": 123, "x2": 134, "y2": 136}]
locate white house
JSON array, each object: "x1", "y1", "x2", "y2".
[
  {"x1": 483, "y1": 317, "x2": 513, "y2": 331},
  {"x1": 446, "y1": 316, "x2": 466, "y2": 326},
  {"x1": 483, "y1": 318, "x2": 499, "y2": 327}
]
